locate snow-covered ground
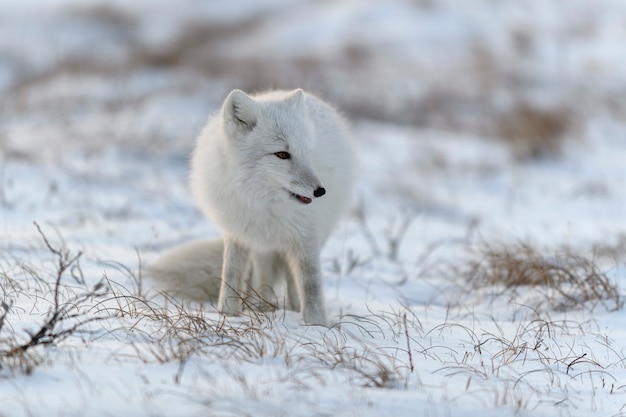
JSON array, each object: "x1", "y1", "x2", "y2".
[{"x1": 1, "y1": 1, "x2": 626, "y2": 416}]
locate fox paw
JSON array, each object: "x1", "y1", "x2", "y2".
[
  {"x1": 217, "y1": 297, "x2": 242, "y2": 317},
  {"x1": 302, "y1": 307, "x2": 327, "y2": 326}
]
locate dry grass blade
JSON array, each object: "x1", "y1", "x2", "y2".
[
  {"x1": 465, "y1": 242, "x2": 622, "y2": 312},
  {"x1": 1, "y1": 224, "x2": 110, "y2": 375},
  {"x1": 0, "y1": 301, "x2": 9, "y2": 333}
]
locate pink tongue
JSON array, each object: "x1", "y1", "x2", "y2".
[{"x1": 297, "y1": 195, "x2": 312, "y2": 204}]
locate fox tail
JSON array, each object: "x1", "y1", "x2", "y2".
[{"x1": 147, "y1": 239, "x2": 224, "y2": 301}]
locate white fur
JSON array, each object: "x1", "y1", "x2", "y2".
[
  {"x1": 150, "y1": 89, "x2": 355, "y2": 325},
  {"x1": 149, "y1": 239, "x2": 223, "y2": 300}
]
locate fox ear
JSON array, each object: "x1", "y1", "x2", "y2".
[
  {"x1": 223, "y1": 89, "x2": 258, "y2": 133},
  {"x1": 287, "y1": 88, "x2": 305, "y2": 110}
]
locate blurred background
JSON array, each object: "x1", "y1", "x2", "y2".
[
  {"x1": 2, "y1": 0, "x2": 625, "y2": 165},
  {"x1": 2, "y1": 4, "x2": 625, "y2": 415}
]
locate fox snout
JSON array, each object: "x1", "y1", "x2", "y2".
[
  {"x1": 288, "y1": 163, "x2": 326, "y2": 204},
  {"x1": 290, "y1": 185, "x2": 326, "y2": 205}
]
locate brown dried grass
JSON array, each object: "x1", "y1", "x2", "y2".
[
  {"x1": 495, "y1": 103, "x2": 572, "y2": 160},
  {"x1": 465, "y1": 242, "x2": 622, "y2": 311}
]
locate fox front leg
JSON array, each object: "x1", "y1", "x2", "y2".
[
  {"x1": 250, "y1": 251, "x2": 279, "y2": 311},
  {"x1": 273, "y1": 255, "x2": 300, "y2": 312},
  {"x1": 288, "y1": 244, "x2": 327, "y2": 326},
  {"x1": 286, "y1": 269, "x2": 301, "y2": 312},
  {"x1": 217, "y1": 238, "x2": 249, "y2": 316}
]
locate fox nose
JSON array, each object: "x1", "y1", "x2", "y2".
[{"x1": 314, "y1": 187, "x2": 326, "y2": 198}]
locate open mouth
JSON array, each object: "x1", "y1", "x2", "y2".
[{"x1": 290, "y1": 192, "x2": 312, "y2": 205}]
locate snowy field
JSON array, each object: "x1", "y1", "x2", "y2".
[{"x1": 2, "y1": 0, "x2": 626, "y2": 416}]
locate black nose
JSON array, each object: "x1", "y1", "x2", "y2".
[{"x1": 313, "y1": 187, "x2": 326, "y2": 198}]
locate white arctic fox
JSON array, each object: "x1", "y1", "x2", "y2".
[{"x1": 149, "y1": 89, "x2": 355, "y2": 325}]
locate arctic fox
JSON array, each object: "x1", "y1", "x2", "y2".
[{"x1": 150, "y1": 89, "x2": 355, "y2": 325}]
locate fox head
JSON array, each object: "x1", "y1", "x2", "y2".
[{"x1": 221, "y1": 89, "x2": 326, "y2": 206}]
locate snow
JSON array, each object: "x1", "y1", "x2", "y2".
[{"x1": 2, "y1": 0, "x2": 626, "y2": 416}]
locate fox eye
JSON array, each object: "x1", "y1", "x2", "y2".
[{"x1": 274, "y1": 151, "x2": 291, "y2": 160}]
